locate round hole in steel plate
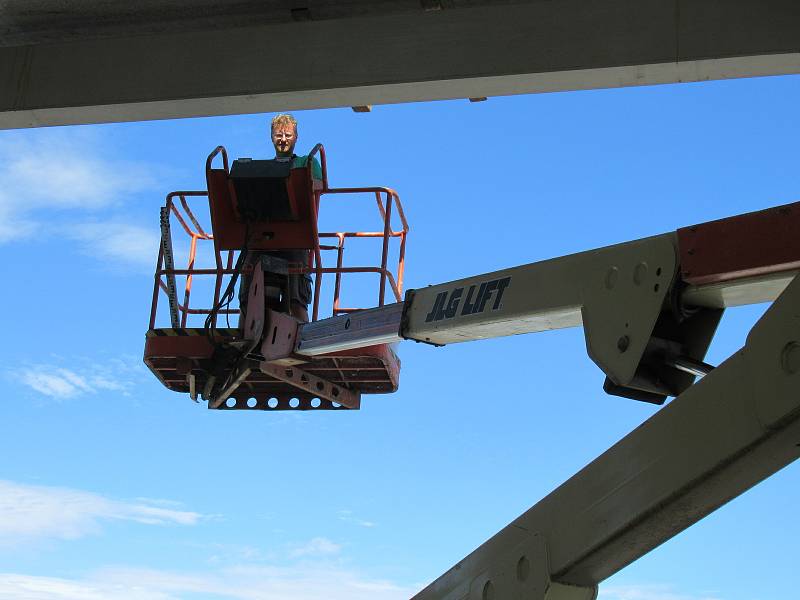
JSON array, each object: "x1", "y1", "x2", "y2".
[{"x1": 289, "y1": 397, "x2": 300, "y2": 408}]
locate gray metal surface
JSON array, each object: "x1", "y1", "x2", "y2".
[
  {"x1": 2, "y1": 1, "x2": 800, "y2": 128},
  {"x1": 296, "y1": 302, "x2": 404, "y2": 356},
  {"x1": 414, "y1": 272, "x2": 800, "y2": 598},
  {"x1": 403, "y1": 234, "x2": 678, "y2": 387},
  {"x1": 294, "y1": 235, "x2": 797, "y2": 377},
  {"x1": 682, "y1": 269, "x2": 798, "y2": 308}
]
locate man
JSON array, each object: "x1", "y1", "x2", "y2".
[
  {"x1": 239, "y1": 114, "x2": 321, "y2": 323},
  {"x1": 271, "y1": 113, "x2": 323, "y2": 179}
]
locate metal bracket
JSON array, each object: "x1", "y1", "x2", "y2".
[
  {"x1": 579, "y1": 234, "x2": 676, "y2": 387},
  {"x1": 260, "y1": 308, "x2": 304, "y2": 365},
  {"x1": 243, "y1": 265, "x2": 265, "y2": 344},
  {"x1": 259, "y1": 362, "x2": 361, "y2": 409},
  {"x1": 456, "y1": 533, "x2": 596, "y2": 600}
]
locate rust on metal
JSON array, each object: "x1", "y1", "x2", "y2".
[
  {"x1": 260, "y1": 309, "x2": 302, "y2": 363},
  {"x1": 259, "y1": 362, "x2": 361, "y2": 409},
  {"x1": 678, "y1": 201, "x2": 800, "y2": 286}
]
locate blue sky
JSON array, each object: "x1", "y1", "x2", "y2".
[{"x1": 0, "y1": 73, "x2": 798, "y2": 600}]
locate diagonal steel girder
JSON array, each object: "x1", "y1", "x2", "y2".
[{"x1": 412, "y1": 272, "x2": 800, "y2": 598}]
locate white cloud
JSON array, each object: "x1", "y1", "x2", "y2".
[
  {"x1": 599, "y1": 584, "x2": 722, "y2": 600},
  {"x1": 17, "y1": 364, "x2": 130, "y2": 399},
  {"x1": 289, "y1": 537, "x2": 342, "y2": 558},
  {"x1": 0, "y1": 132, "x2": 161, "y2": 267},
  {"x1": 67, "y1": 222, "x2": 160, "y2": 268},
  {"x1": 0, "y1": 565, "x2": 417, "y2": 600},
  {"x1": 0, "y1": 480, "x2": 203, "y2": 546},
  {"x1": 338, "y1": 509, "x2": 376, "y2": 528},
  {"x1": 4, "y1": 152, "x2": 155, "y2": 211}
]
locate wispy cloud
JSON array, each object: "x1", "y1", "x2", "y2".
[
  {"x1": 338, "y1": 509, "x2": 376, "y2": 528},
  {"x1": 16, "y1": 359, "x2": 137, "y2": 399},
  {"x1": 66, "y1": 222, "x2": 160, "y2": 268},
  {"x1": 0, "y1": 480, "x2": 203, "y2": 546},
  {"x1": 289, "y1": 537, "x2": 342, "y2": 558},
  {"x1": 0, "y1": 132, "x2": 161, "y2": 268},
  {"x1": 0, "y1": 564, "x2": 417, "y2": 600},
  {"x1": 18, "y1": 367, "x2": 125, "y2": 399},
  {"x1": 599, "y1": 584, "x2": 722, "y2": 600}
]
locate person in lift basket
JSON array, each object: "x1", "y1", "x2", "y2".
[{"x1": 238, "y1": 113, "x2": 322, "y2": 323}]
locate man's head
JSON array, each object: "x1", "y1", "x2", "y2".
[{"x1": 271, "y1": 113, "x2": 298, "y2": 157}]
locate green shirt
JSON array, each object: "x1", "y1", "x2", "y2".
[{"x1": 292, "y1": 154, "x2": 323, "y2": 180}]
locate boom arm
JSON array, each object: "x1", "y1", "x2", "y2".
[
  {"x1": 293, "y1": 201, "x2": 800, "y2": 599},
  {"x1": 413, "y1": 269, "x2": 800, "y2": 599},
  {"x1": 298, "y1": 202, "x2": 799, "y2": 401}
]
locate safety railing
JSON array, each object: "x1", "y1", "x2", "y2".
[
  {"x1": 148, "y1": 144, "x2": 408, "y2": 329},
  {"x1": 148, "y1": 191, "x2": 239, "y2": 330}
]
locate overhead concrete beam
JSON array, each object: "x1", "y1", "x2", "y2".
[{"x1": 1, "y1": 0, "x2": 799, "y2": 129}]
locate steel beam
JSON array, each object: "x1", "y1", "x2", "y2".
[
  {"x1": 413, "y1": 271, "x2": 800, "y2": 599},
  {"x1": 2, "y1": 1, "x2": 800, "y2": 128}
]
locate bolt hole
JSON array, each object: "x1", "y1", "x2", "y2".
[
  {"x1": 316, "y1": 381, "x2": 324, "y2": 391},
  {"x1": 285, "y1": 369, "x2": 294, "y2": 378},
  {"x1": 289, "y1": 397, "x2": 300, "y2": 408},
  {"x1": 300, "y1": 374, "x2": 309, "y2": 384},
  {"x1": 654, "y1": 283, "x2": 660, "y2": 292},
  {"x1": 656, "y1": 267, "x2": 662, "y2": 276},
  {"x1": 267, "y1": 397, "x2": 278, "y2": 408},
  {"x1": 516, "y1": 555, "x2": 530, "y2": 582},
  {"x1": 247, "y1": 397, "x2": 257, "y2": 408},
  {"x1": 617, "y1": 335, "x2": 630, "y2": 353},
  {"x1": 482, "y1": 580, "x2": 495, "y2": 600},
  {"x1": 225, "y1": 397, "x2": 236, "y2": 408},
  {"x1": 311, "y1": 398, "x2": 321, "y2": 408},
  {"x1": 332, "y1": 401, "x2": 341, "y2": 408},
  {"x1": 332, "y1": 388, "x2": 340, "y2": 397}
]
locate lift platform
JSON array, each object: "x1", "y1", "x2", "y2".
[
  {"x1": 144, "y1": 144, "x2": 408, "y2": 410},
  {"x1": 143, "y1": 152, "x2": 800, "y2": 598}
]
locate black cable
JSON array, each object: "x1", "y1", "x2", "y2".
[{"x1": 205, "y1": 225, "x2": 250, "y2": 343}]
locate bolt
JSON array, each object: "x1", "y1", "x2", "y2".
[
  {"x1": 516, "y1": 556, "x2": 530, "y2": 582},
  {"x1": 605, "y1": 267, "x2": 619, "y2": 290},
  {"x1": 633, "y1": 262, "x2": 648, "y2": 285},
  {"x1": 617, "y1": 335, "x2": 630, "y2": 353},
  {"x1": 781, "y1": 342, "x2": 800, "y2": 375}
]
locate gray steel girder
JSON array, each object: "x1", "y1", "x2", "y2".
[{"x1": 412, "y1": 272, "x2": 800, "y2": 598}]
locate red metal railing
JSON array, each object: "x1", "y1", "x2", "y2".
[{"x1": 148, "y1": 145, "x2": 408, "y2": 329}]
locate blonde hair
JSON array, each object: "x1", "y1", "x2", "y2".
[{"x1": 271, "y1": 113, "x2": 298, "y2": 133}]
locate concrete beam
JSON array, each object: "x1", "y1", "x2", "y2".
[{"x1": 1, "y1": 0, "x2": 799, "y2": 129}]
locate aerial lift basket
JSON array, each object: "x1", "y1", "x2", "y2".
[{"x1": 144, "y1": 145, "x2": 409, "y2": 411}]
